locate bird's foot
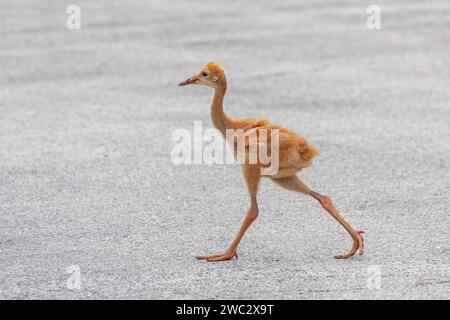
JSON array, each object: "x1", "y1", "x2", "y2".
[
  {"x1": 334, "y1": 230, "x2": 365, "y2": 259},
  {"x1": 196, "y1": 249, "x2": 238, "y2": 262}
]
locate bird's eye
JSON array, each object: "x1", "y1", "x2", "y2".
[{"x1": 202, "y1": 71, "x2": 208, "y2": 77}]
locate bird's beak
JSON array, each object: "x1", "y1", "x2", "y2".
[{"x1": 178, "y1": 74, "x2": 200, "y2": 86}]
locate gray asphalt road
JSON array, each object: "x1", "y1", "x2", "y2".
[{"x1": 1, "y1": 0, "x2": 449, "y2": 299}]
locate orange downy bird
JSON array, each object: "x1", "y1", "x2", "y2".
[{"x1": 179, "y1": 62, "x2": 364, "y2": 262}]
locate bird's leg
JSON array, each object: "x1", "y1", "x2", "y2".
[
  {"x1": 271, "y1": 175, "x2": 364, "y2": 259},
  {"x1": 196, "y1": 165, "x2": 260, "y2": 262},
  {"x1": 309, "y1": 190, "x2": 364, "y2": 259},
  {"x1": 196, "y1": 197, "x2": 259, "y2": 262}
]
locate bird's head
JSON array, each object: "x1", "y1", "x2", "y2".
[{"x1": 178, "y1": 62, "x2": 227, "y2": 88}]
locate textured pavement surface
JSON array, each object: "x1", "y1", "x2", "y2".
[{"x1": 1, "y1": 0, "x2": 449, "y2": 299}]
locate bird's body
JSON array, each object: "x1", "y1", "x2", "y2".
[
  {"x1": 179, "y1": 62, "x2": 364, "y2": 262},
  {"x1": 226, "y1": 118, "x2": 317, "y2": 178}
]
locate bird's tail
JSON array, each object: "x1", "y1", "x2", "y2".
[{"x1": 297, "y1": 139, "x2": 319, "y2": 162}]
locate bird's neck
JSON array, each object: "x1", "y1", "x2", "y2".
[{"x1": 210, "y1": 83, "x2": 234, "y2": 135}]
